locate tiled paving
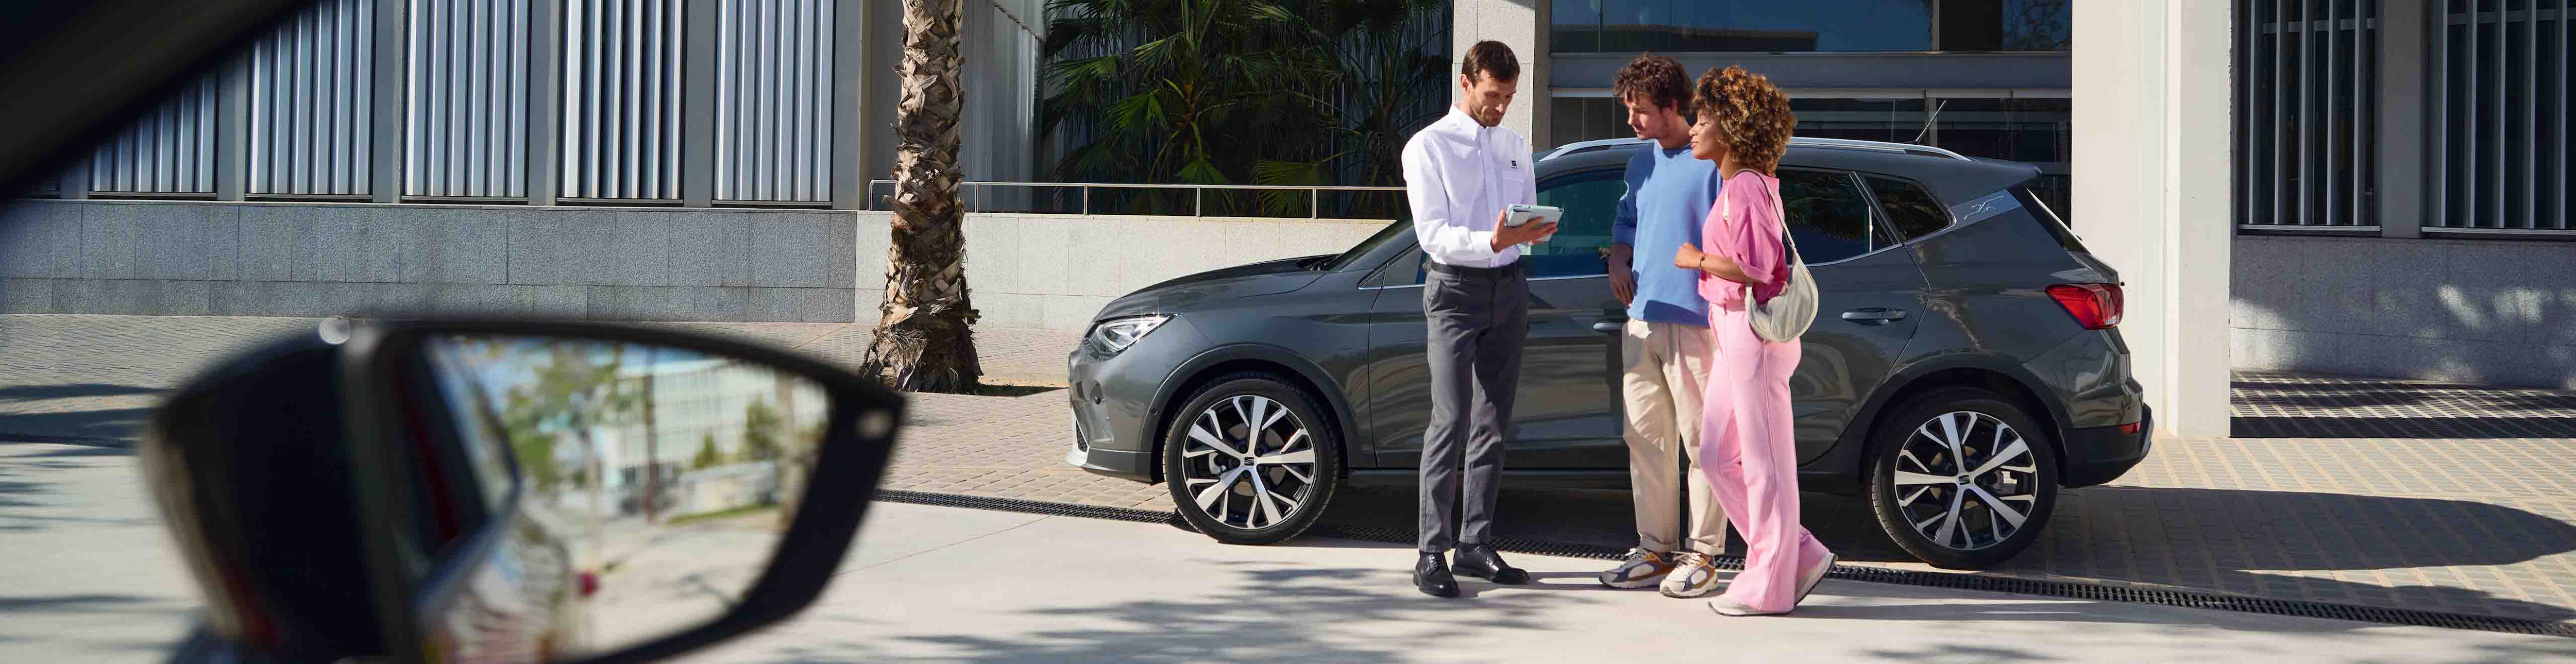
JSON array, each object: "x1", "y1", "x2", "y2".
[{"x1": 4, "y1": 314, "x2": 2573, "y2": 627}]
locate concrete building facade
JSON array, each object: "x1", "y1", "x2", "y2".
[{"x1": 6, "y1": 0, "x2": 1048, "y2": 324}]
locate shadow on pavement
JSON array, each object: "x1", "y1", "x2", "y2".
[
  {"x1": 0, "y1": 382, "x2": 165, "y2": 451},
  {"x1": 741, "y1": 562, "x2": 1595, "y2": 663},
  {"x1": 1294, "y1": 483, "x2": 2576, "y2": 626},
  {"x1": 0, "y1": 383, "x2": 166, "y2": 403},
  {"x1": 0, "y1": 594, "x2": 163, "y2": 613},
  {"x1": 2232, "y1": 415, "x2": 2576, "y2": 438}
]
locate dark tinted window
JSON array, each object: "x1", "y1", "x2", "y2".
[
  {"x1": 1778, "y1": 169, "x2": 1877, "y2": 264},
  {"x1": 2018, "y1": 186, "x2": 2090, "y2": 254},
  {"x1": 1327, "y1": 220, "x2": 1414, "y2": 272},
  {"x1": 1364, "y1": 167, "x2": 1625, "y2": 286},
  {"x1": 1528, "y1": 169, "x2": 1624, "y2": 278},
  {"x1": 1868, "y1": 176, "x2": 1954, "y2": 241}
]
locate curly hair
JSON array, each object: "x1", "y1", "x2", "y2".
[
  {"x1": 1691, "y1": 65, "x2": 1795, "y2": 175},
  {"x1": 1612, "y1": 54, "x2": 1690, "y2": 116}
]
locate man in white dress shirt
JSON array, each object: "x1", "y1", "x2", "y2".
[{"x1": 1401, "y1": 40, "x2": 1557, "y2": 599}]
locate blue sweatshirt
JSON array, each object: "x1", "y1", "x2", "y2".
[{"x1": 1613, "y1": 144, "x2": 1723, "y2": 326}]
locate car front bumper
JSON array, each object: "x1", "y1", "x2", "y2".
[{"x1": 1063, "y1": 320, "x2": 1205, "y2": 484}]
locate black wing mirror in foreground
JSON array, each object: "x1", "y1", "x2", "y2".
[{"x1": 143, "y1": 320, "x2": 904, "y2": 664}]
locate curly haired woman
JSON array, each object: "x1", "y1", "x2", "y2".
[{"x1": 1671, "y1": 65, "x2": 1837, "y2": 617}]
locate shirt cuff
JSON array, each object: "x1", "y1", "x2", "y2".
[
  {"x1": 1611, "y1": 226, "x2": 1636, "y2": 246},
  {"x1": 1459, "y1": 229, "x2": 1501, "y2": 260}
]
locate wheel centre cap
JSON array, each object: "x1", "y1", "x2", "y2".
[{"x1": 1957, "y1": 475, "x2": 1973, "y2": 485}]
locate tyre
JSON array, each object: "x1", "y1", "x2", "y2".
[
  {"x1": 1162, "y1": 372, "x2": 1340, "y2": 544},
  {"x1": 1867, "y1": 387, "x2": 2059, "y2": 569}
]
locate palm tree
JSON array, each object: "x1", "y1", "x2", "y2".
[
  {"x1": 1042, "y1": 0, "x2": 1325, "y2": 213},
  {"x1": 1040, "y1": 0, "x2": 1446, "y2": 217},
  {"x1": 860, "y1": 0, "x2": 982, "y2": 394}
]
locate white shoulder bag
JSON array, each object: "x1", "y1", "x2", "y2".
[{"x1": 1737, "y1": 180, "x2": 1817, "y2": 342}]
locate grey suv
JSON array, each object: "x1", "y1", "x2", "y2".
[{"x1": 1063, "y1": 137, "x2": 2151, "y2": 569}]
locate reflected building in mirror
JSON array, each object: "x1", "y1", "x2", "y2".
[{"x1": 578, "y1": 356, "x2": 830, "y2": 521}]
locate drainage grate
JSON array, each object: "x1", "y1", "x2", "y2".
[{"x1": 872, "y1": 490, "x2": 2576, "y2": 639}]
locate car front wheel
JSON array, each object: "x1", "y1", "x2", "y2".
[
  {"x1": 1162, "y1": 372, "x2": 1340, "y2": 544},
  {"x1": 1867, "y1": 387, "x2": 2060, "y2": 569}
]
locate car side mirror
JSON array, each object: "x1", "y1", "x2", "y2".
[{"x1": 143, "y1": 320, "x2": 904, "y2": 663}]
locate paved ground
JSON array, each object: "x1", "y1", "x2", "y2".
[
  {"x1": 691, "y1": 502, "x2": 2576, "y2": 663},
  {"x1": 4, "y1": 313, "x2": 2574, "y2": 661}
]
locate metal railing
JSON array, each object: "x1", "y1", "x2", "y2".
[
  {"x1": 864, "y1": 180, "x2": 1406, "y2": 218},
  {"x1": 1541, "y1": 136, "x2": 1974, "y2": 162}
]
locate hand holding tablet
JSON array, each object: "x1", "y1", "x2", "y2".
[{"x1": 1502, "y1": 203, "x2": 1563, "y2": 252}]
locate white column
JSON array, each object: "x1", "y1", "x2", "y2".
[
  {"x1": 1453, "y1": 0, "x2": 1549, "y2": 149},
  {"x1": 2074, "y1": 0, "x2": 2235, "y2": 437}
]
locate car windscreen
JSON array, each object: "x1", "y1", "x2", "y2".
[{"x1": 1323, "y1": 219, "x2": 1414, "y2": 271}]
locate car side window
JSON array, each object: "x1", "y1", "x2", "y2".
[
  {"x1": 1868, "y1": 175, "x2": 1954, "y2": 242},
  {"x1": 1364, "y1": 167, "x2": 1625, "y2": 286},
  {"x1": 1525, "y1": 168, "x2": 1624, "y2": 278},
  {"x1": 1776, "y1": 169, "x2": 1876, "y2": 264}
]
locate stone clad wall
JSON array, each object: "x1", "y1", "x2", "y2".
[
  {"x1": 0, "y1": 200, "x2": 1389, "y2": 327},
  {"x1": 0, "y1": 199, "x2": 856, "y2": 322},
  {"x1": 2233, "y1": 235, "x2": 2576, "y2": 389},
  {"x1": 853, "y1": 212, "x2": 1390, "y2": 329}
]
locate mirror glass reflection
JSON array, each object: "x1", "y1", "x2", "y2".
[{"x1": 425, "y1": 335, "x2": 830, "y2": 657}]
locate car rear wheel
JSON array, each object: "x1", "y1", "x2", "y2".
[
  {"x1": 1867, "y1": 387, "x2": 2059, "y2": 569},
  {"x1": 1162, "y1": 372, "x2": 1339, "y2": 544}
]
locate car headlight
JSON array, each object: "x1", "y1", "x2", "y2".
[{"x1": 1088, "y1": 315, "x2": 1171, "y2": 354}]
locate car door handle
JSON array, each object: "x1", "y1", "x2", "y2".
[
  {"x1": 1840, "y1": 308, "x2": 1909, "y2": 324},
  {"x1": 1591, "y1": 320, "x2": 1624, "y2": 334}
]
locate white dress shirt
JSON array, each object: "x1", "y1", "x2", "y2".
[{"x1": 1402, "y1": 107, "x2": 1538, "y2": 268}]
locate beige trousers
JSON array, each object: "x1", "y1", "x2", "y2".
[{"x1": 1621, "y1": 319, "x2": 1727, "y2": 555}]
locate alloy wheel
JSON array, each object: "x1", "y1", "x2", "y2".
[
  {"x1": 1891, "y1": 411, "x2": 2042, "y2": 551},
  {"x1": 1178, "y1": 394, "x2": 1319, "y2": 530}
]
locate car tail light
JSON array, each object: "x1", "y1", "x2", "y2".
[
  {"x1": 2119, "y1": 421, "x2": 2143, "y2": 435},
  {"x1": 2047, "y1": 283, "x2": 2124, "y2": 330}
]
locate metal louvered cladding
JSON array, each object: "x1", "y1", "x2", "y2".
[
  {"x1": 2431, "y1": 0, "x2": 2570, "y2": 231},
  {"x1": 250, "y1": 0, "x2": 375, "y2": 197},
  {"x1": 2239, "y1": 0, "x2": 2381, "y2": 228},
  {"x1": 92, "y1": 79, "x2": 218, "y2": 194},
  {"x1": 716, "y1": 0, "x2": 833, "y2": 202},
  {"x1": 406, "y1": 0, "x2": 530, "y2": 199},
  {"x1": 564, "y1": 0, "x2": 685, "y2": 200}
]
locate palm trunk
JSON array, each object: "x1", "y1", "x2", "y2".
[{"x1": 861, "y1": 0, "x2": 981, "y2": 394}]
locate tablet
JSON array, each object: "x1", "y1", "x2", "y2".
[
  {"x1": 1505, "y1": 203, "x2": 1562, "y2": 228},
  {"x1": 1504, "y1": 204, "x2": 1562, "y2": 252}
]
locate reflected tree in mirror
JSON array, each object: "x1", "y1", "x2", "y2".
[{"x1": 425, "y1": 336, "x2": 833, "y2": 658}]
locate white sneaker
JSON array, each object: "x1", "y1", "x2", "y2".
[
  {"x1": 1794, "y1": 551, "x2": 1838, "y2": 605},
  {"x1": 1658, "y1": 552, "x2": 1721, "y2": 598},
  {"x1": 1598, "y1": 548, "x2": 1676, "y2": 589},
  {"x1": 1706, "y1": 595, "x2": 1788, "y2": 617}
]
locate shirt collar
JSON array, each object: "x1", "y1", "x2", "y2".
[{"x1": 1443, "y1": 106, "x2": 1495, "y2": 141}]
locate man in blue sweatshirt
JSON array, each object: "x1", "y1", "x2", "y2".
[{"x1": 1595, "y1": 55, "x2": 1730, "y2": 599}]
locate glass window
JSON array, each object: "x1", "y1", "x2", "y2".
[
  {"x1": 1868, "y1": 175, "x2": 1954, "y2": 241},
  {"x1": 1792, "y1": 98, "x2": 1931, "y2": 145},
  {"x1": 1549, "y1": 97, "x2": 1631, "y2": 149},
  {"x1": 1924, "y1": 97, "x2": 2070, "y2": 222},
  {"x1": 1925, "y1": 98, "x2": 2069, "y2": 165},
  {"x1": 1368, "y1": 167, "x2": 1630, "y2": 286},
  {"x1": 1552, "y1": 1, "x2": 2072, "y2": 54},
  {"x1": 1553, "y1": 1, "x2": 1933, "y2": 53},
  {"x1": 1777, "y1": 169, "x2": 1878, "y2": 264},
  {"x1": 1529, "y1": 168, "x2": 1627, "y2": 277}
]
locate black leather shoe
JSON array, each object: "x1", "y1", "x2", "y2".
[
  {"x1": 1453, "y1": 544, "x2": 1529, "y2": 585},
  {"x1": 1415, "y1": 553, "x2": 1460, "y2": 598}
]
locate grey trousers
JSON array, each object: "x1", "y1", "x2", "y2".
[{"x1": 1418, "y1": 261, "x2": 1530, "y2": 553}]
